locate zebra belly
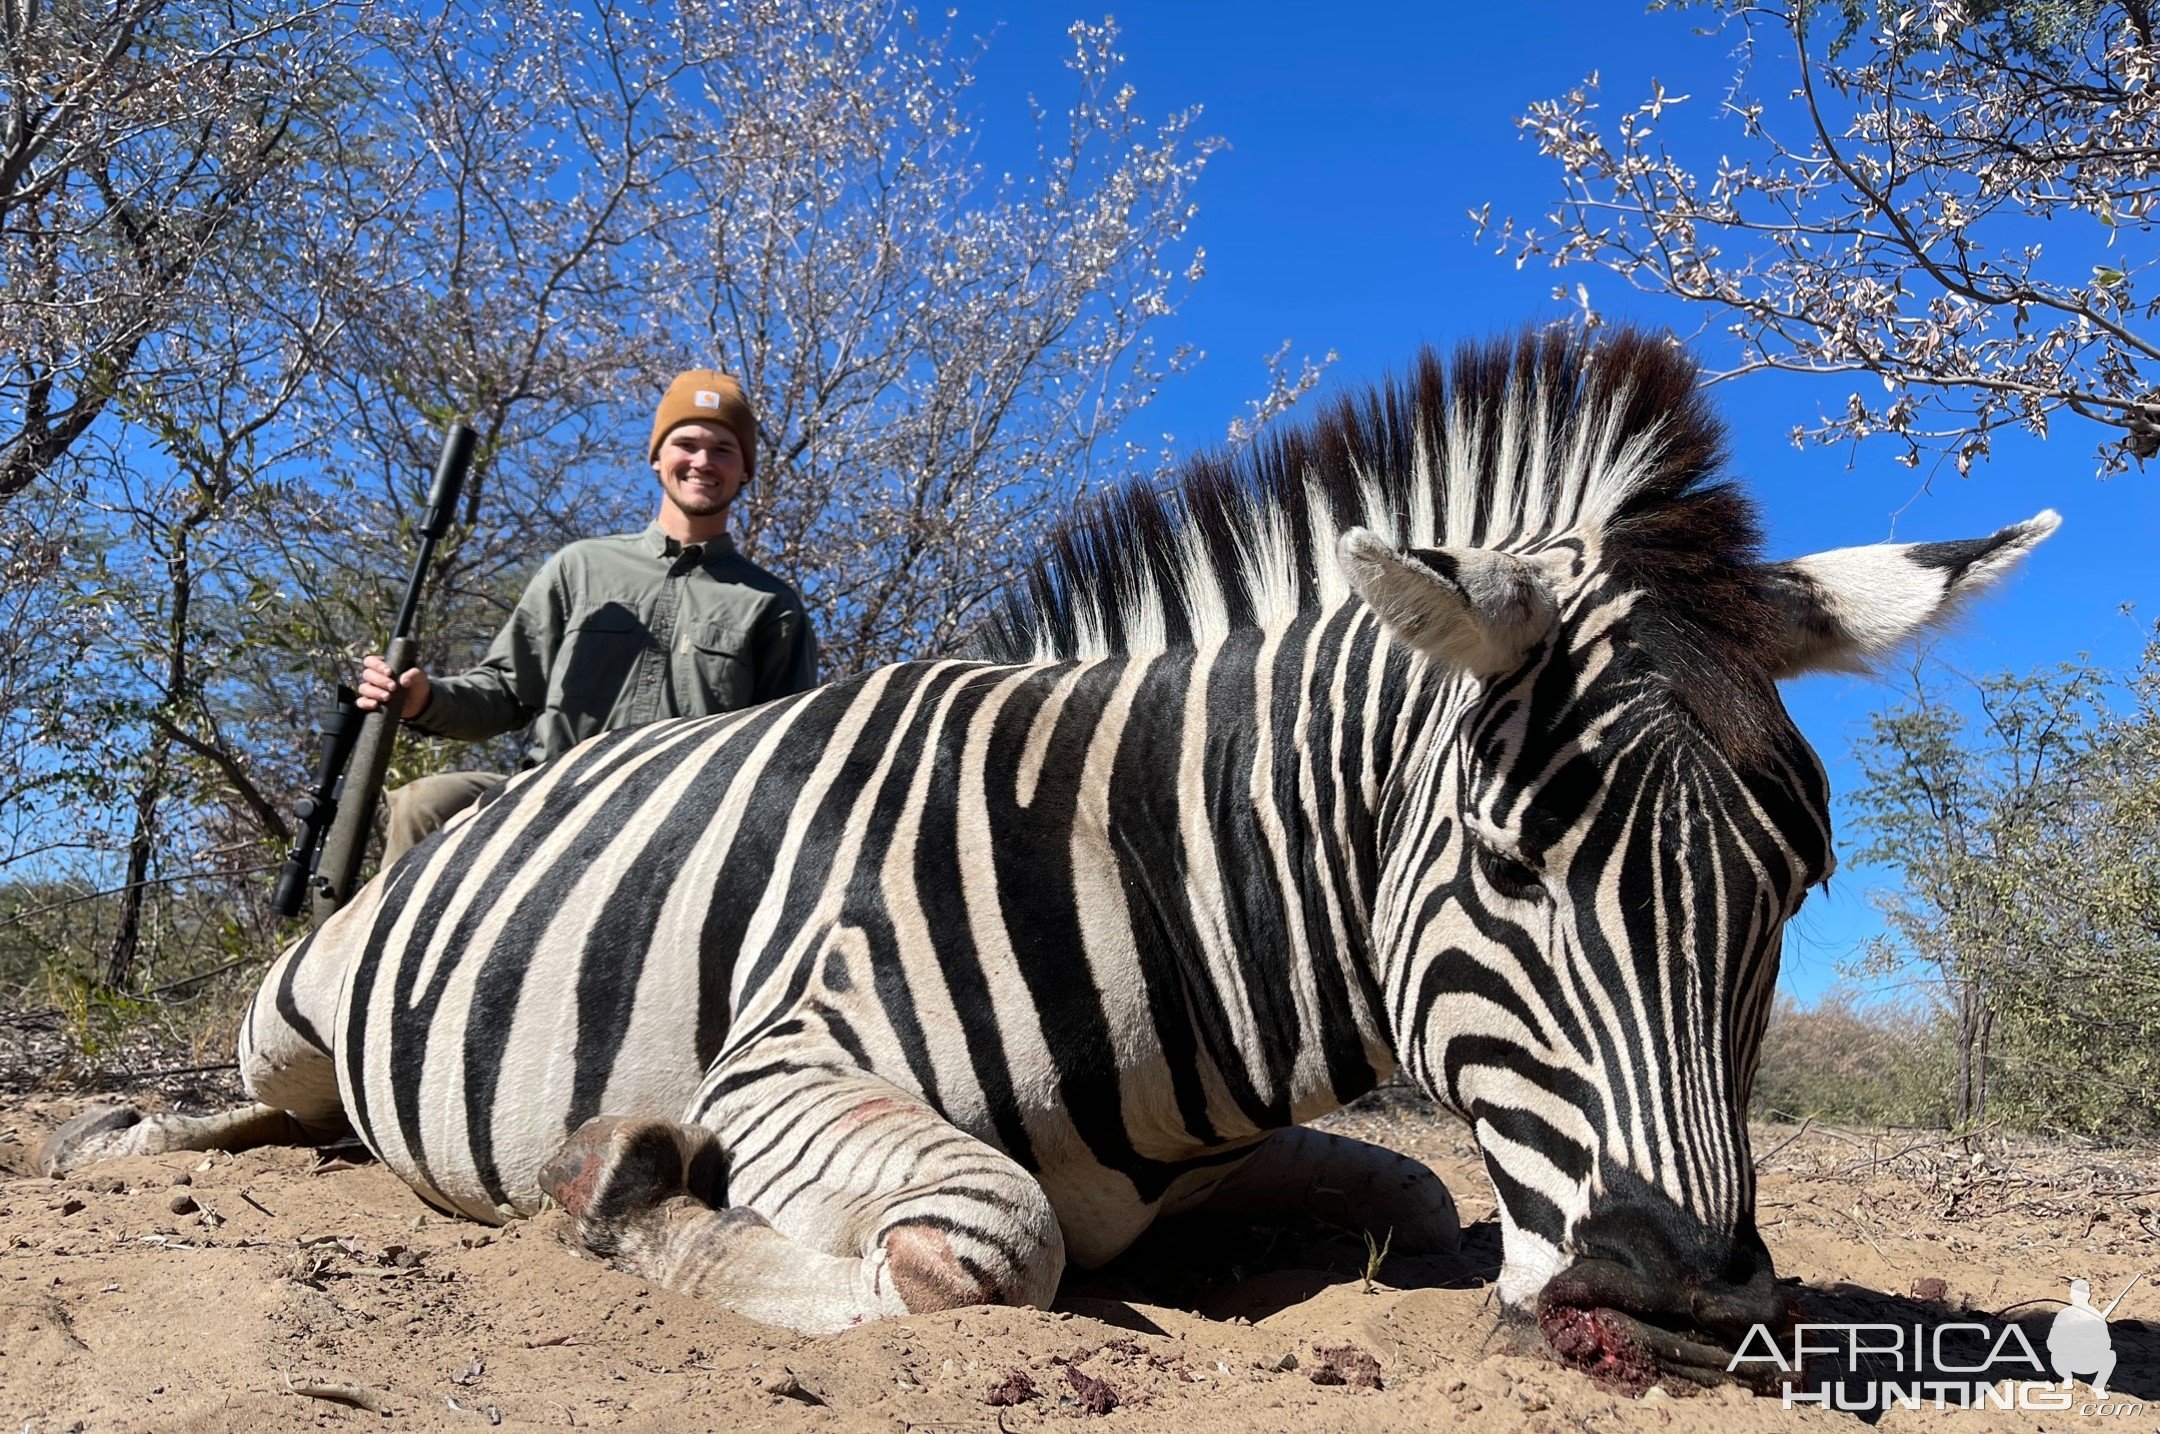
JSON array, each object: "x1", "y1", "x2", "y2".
[
  {"x1": 328, "y1": 715, "x2": 762, "y2": 1222},
  {"x1": 1032, "y1": 1157, "x2": 1246, "y2": 1268},
  {"x1": 334, "y1": 903, "x2": 713, "y2": 1224}
]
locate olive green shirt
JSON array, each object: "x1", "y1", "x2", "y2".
[{"x1": 411, "y1": 523, "x2": 817, "y2": 765}]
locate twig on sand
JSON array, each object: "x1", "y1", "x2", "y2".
[
  {"x1": 284, "y1": 1372, "x2": 389, "y2": 1414},
  {"x1": 1839, "y1": 1205, "x2": 1901, "y2": 1270},
  {"x1": 1753, "y1": 1117, "x2": 1814, "y2": 1170},
  {"x1": 102, "y1": 1061, "x2": 241, "y2": 1082},
  {"x1": 1847, "y1": 1124, "x2": 2003, "y2": 1173}
]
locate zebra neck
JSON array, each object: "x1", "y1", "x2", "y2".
[
  {"x1": 1364, "y1": 659, "x2": 1492, "y2": 1080},
  {"x1": 1094, "y1": 606, "x2": 1410, "y2": 1127}
]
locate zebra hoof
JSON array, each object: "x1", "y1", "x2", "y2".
[
  {"x1": 39, "y1": 1105, "x2": 144, "y2": 1176},
  {"x1": 539, "y1": 1117, "x2": 726, "y2": 1250},
  {"x1": 540, "y1": 1118, "x2": 681, "y2": 1224}
]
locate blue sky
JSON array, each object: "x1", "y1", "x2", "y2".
[{"x1": 953, "y1": 2, "x2": 2160, "y2": 1002}]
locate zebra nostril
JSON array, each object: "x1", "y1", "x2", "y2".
[
  {"x1": 1689, "y1": 1269, "x2": 1797, "y2": 1345},
  {"x1": 1540, "y1": 1256, "x2": 1673, "y2": 1326},
  {"x1": 1545, "y1": 1165, "x2": 1786, "y2": 1340},
  {"x1": 1539, "y1": 1251, "x2": 1793, "y2": 1343}
]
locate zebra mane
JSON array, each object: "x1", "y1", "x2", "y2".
[{"x1": 976, "y1": 327, "x2": 1773, "y2": 669}]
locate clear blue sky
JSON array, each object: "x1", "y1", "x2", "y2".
[{"x1": 954, "y1": 2, "x2": 2160, "y2": 1002}]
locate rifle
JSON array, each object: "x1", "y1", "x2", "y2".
[{"x1": 271, "y1": 422, "x2": 476, "y2": 921}]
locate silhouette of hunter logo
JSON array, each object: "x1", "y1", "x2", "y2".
[{"x1": 2048, "y1": 1273, "x2": 2141, "y2": 1396}]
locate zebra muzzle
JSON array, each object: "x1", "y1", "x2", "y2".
[{"x1": 1535, "y1": 1257, "x2": 1801, "y2": 1395}]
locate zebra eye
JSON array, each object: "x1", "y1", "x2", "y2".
[{"x1": 1473, "y1": 839, "x2": 1545, "y2": 901}]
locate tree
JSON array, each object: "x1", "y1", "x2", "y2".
[
  {"x1": 273, "y1": 0, "x2": 1237, "y2": 688},
  {"x1": 2, "y1": 0, "x2": 1296, "y2": 1013},
  {"x1": 0, "y1": 0, "x2": 364, "y2": 989},
  {"x1": 1977, "y1": 630, "x2": 2160, "y2": 1139},
  {"x1": 1849, "y1": 633, "x2": 2160, "y2": 1141},
  {"x1": 0, "y1": 0, "x2": 359, "y2": 503},
  {"x1": 1490, "y1": 1, "x2": 2160, "y2": 476},
  {"x1": 636, "y1": 4, "x2": 1228, "y2": 674},
  {"x1": 0, "y1": 506, "x2": 117, "y2": 871},
  {"x1": 219, "y1": 0, "x2": 1240, "y2": 833}
]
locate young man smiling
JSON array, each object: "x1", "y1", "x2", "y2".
[{"x1": 357, "y1": 370, "x2": 819, "y2": 864}]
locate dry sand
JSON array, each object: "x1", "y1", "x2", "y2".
[{"x1": 2, "y1": 1085, "x2": 2153, "y2": 1432}]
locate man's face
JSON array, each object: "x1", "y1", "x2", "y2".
[{"x1": 654, "y1": 420, "x2": 747, "y2": 518}]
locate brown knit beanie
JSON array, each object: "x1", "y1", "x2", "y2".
[{"x1": 649, "y1": 370, "x2": 758, "y2": 477}]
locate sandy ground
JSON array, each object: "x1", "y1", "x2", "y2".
[{"x1": 2, "y1": 1084, "x2": 2154, "y2": 1432}]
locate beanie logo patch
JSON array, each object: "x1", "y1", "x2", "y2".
[{"x1": 694, "y1": 389, "x2": 722, "y2": 409}]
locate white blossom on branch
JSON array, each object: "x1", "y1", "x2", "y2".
[
  {"x1": 1225, "y1": 338, "x2": 1338, "y2": 448},
  {"x1": 0, "y1": 0, "x2": 359, "y2": 502},
  {"x1": 644, "y1": 5, "x2": 1225, "y2": 674},
  {"x1": 1489, "y1": 0, "x2": 2160, "y2": 477}
]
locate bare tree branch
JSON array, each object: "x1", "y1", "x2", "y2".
[{"x1": 1491, "y1": 0, "x2": 2160, "y2": 477}]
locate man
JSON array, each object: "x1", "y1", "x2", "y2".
[{"x1": 356, "y1": 370, "x2": 818, "y2": 864}]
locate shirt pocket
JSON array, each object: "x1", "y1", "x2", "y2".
[
  {"x1": 680, "y1": 615, "x2": 756, "y2": 713},
  {"x1": 554, "y1": 602, "x2": 645, "y2": 710}
]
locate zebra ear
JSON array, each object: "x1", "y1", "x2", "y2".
[
  {"x1": 1764, "y1": 510, "x2": 2059, "y2": 678},
  {"x1": 1339, "y1": 528, "x2": 1558, "y2": 677}
]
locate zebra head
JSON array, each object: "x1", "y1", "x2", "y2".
[{"x1": 1335, "y1": 347, "x2": 2056, "y2": 1381}]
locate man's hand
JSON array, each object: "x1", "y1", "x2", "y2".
[{"x1": 356, "y1": 655, "x2": 432, "y2": 719}]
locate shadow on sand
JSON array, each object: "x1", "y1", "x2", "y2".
[
  {"x1": 1054, "y1": 1208, "x2": 1499, "y2": 1332},
  {"x1": 1055, "y1": 1212, "x2": 2154, "y2": 1423}
]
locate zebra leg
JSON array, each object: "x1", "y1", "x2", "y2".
[
  {"x1": 40, "y1": 1103, "x2": 330, "y2": 1175},
  {"x1": 538, "y1": 1076, "x2": 1065, "y2": 1335},
  {"x1": 40, "y1": 917, "x2": 354, "y2": 1175},
  {"x1": 1183, "y1": 1126, "x2": 1461, "y2": 1256}
]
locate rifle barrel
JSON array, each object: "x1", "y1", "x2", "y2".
[
  {"x1": 389, "y1": 423, "x2": 475, "y2": 639},
  {"x1": 276, "y1": 421, "x2": 476, "y2": 923}
]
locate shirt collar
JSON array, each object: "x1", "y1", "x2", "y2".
[{"x1": 641, "y1": 522, "x2": 736, "y2": 562}]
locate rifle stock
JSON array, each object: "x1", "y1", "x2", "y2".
[
  {"x1": 268, "y1": 684, "x2": 360, "y2": 917},
  {"x1": 273, "y1": 422, "x2": 475, "y2": 923},
  {"x1": 308, "y1": 635, "x2": 413, "y2": 920}
]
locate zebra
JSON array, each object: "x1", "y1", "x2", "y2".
[{"x1": 45, "y1": 329, "x2": 2052, "y2": 1379}]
